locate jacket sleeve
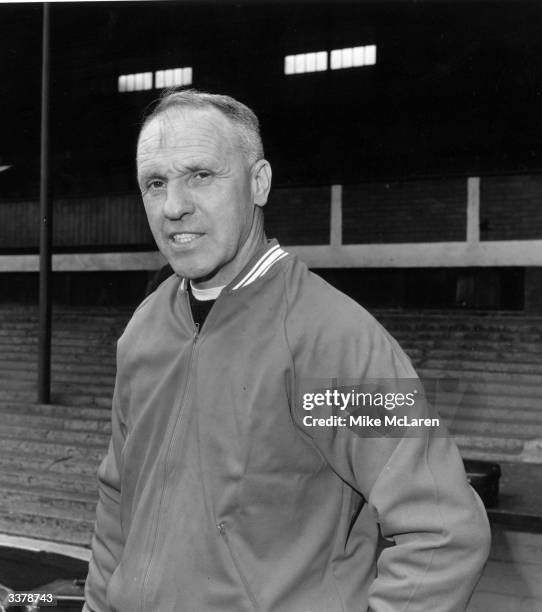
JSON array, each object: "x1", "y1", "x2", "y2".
[
  {"x1": 351, "y1": 340, "x2": 489, "y2": 612},
  {"x1": 83, "y1": 388, "x2": 125, "y2": 612},
  {"x1": 363, "y1": 428, "x2": 491, "y2": 612},
  {"x1": 297, "y1": 322, "x2": 491, "y2": 612}
]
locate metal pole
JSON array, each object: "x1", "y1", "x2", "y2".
[{"x1": 38, "y1": 2, "x2": 52, "y2": 404}]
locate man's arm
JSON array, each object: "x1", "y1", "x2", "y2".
[
  {"x1": 306, "y1": 386, "x2": 490, "y2": 611},
  {"x1": 321, "y1": 358, "x2": 490, "y2": 610},
  {"x1": 363, "y1": 430, "x2": 490, "y2": 611},
  {"x1": 293, "y1": 322, "x2": 490, "y2": 611},
  {"x1": 83, "y1": 390, "x2": 125, "y2": 612}
]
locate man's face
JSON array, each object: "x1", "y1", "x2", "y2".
[{"x1": 137, "y1": 107, "x2": 266, "y2": 287}]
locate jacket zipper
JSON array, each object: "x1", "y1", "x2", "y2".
[
  {"x1": 138, "y1": 320, "x2": 200, "y2": 611},
  {"x1": 217, "y1": 522, "x2": 262, "y2": 612}
]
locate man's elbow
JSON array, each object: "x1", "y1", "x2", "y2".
[
  {"x1": 472, "y1": 495, "x2": 492, "y2": 569},
  {"x1": 452, "y1": 488, "x2": 492, "y2": 576}
]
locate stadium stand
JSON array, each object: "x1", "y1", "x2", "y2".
[
  {"x1": 2, "y1": 2, "x2": 542, "y2": 607},
  {"x1": 0, "y1": 304, "x2": 540, "y2": 547}
]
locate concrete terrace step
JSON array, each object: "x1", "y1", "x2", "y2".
[
  {"x1": 0, "y1": 338, "x2": 115, "y2": 352},
  {"x1": 396, "y1": 329, "x2": 541, "y2": 355},
  {"x1": 0, "y1": 401, "x2": 111, "y2": 420},
  {"x1": 0, "y1": 470, "x2": 98, "y2": 509},
  {"x1": 0, "y1": 334, "x2": 117, "y2": 350},
  {"x1": 449, "y1": 419, "x2": 542, "y2": 439},
  {"x1": 0, "y1": 306, "x2": 131, "y2": 319},
  {"x1": 0, "y1": 315, "x2": 122, "y2": 327},
  {"x1": 0, "y1": 448, "x2": 103, "y2": 478},
  {"x1": 0, "y1": 510, "x2": 94, "y2": 547},
  {"x1": 403, "y1": 349, "x2": 542, "y2": 370},
  {"x1": 0, "y1": 322, "x2": 123, "y2": 334},
  {"x1": 0, "y1": 378, "x2": 114, "y2": 398},
  {"x1": 0, "y1": 424, "x2": 110, "y2": 447},
  {"x1": 453, "y1": 435, "x2": 541, "y2": 464},
  {"x1": 0, "y1": 329, "x2": 116, "y2": 341},
  {"x1": 454, "y1": 434, "x2": 525, "y2": 454},
  {"x1": 398, "y1": 337, "x2": 542, "y2": 355},
  {"x1": 0, "y1": 410, "x2": 111, "y2": 433},
  {"x1": 0, "y1": 468, "x2": 97, "y2": 498},
  {"x1": 0, "y1": 324, "x2": 120, "y2": 336},
  {"x1": 438, "y1": 403, "x2": 542, "y2": 423},
  {"x1": 53, "y1": 393, "x2": 113, "y2": 408},
  {"x1": 0, "y1": 350, "x2": 116, "y2": 368},
  {"x1": 0, "y1": 437, "x2": 107, "y2": 462},
  {"x1": 0, "y1": 389, "x2": 37, "y2": 403},
  {"x1": 0, "y1": 389, "x2": 113, "y2": 407},
  {"x1": 0, "y1": 364, "x2": 114, "y2": 380},
  {"x1": 0, "y1": 368, "x2": 115, "y2": 386},
  {"x1": 379, "y1": 311, "x2": 542, "y2": 324},
  {"x1": 430, "y1": 390, "x2": 542, "y2": 412},
  {"x1": 401, "y1": 343, "x2": 542, "y2": 372},
  {"x1": 419, "y1": 370, "x2": 542, "y2": 391},
  {"x1": 409, "y1": 351, "x2": 542, "y2": 370},
  {"x1": 419, "y1": 359, "x2": 542, "y2": 375},
  {"x1": 0, "y1": 371, "x2": 113, "y2": 388},
  {"x1": 0, "y1": 346, "x2": 115, "y2": 362},
  {"x1": 386, "y1": 324, "x2": 542, "y2": 340},
  {"x1": 0, "y1": 352, "x2": 114, "y2": 366},
  {"x1": 388, "y1": 332, "x2": 542, "y2": 346},
  {"x1": 392, "y1": 331, "x2": 542, "y2": 348}
]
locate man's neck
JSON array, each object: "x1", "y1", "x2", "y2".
[{"x1": 192, "y1": 213, "x2": 267, "y2": 290}]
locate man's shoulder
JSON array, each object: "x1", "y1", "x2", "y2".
[
  {"x1": 135, "y1": 272, "x2": 179, "y2": 314},
  {"x1": 120, "y1": 273, "x2": 181, "y2": 342},
  {"x1": 283, "y1": 256, "x2": 380, "y2": 332},
  {"x1": 281, "y1": 256, "x2": 414, "y2": 377}
]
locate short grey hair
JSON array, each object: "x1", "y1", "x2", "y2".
[{"x1": 140, "y1": 88, "x2": 264, "y2": 165}]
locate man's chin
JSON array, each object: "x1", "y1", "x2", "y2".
[
  {"x1": 161, "y1": 246, "x2": 207, "y2": 277},
  {"x1": 167, "y1": 260, "x2": 218, "y2": 285},
  {"x1": 162, "y1": 247, "x2": 234, "y2": 287}
]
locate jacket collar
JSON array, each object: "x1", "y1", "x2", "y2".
[{"x1": 179, "y1": 239, "x2": 288, "y2": 293}]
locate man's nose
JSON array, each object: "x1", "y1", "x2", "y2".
[{"x1": 163, "y1": 184, "x2": 195, "y2": 219}]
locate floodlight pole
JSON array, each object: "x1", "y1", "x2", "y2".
[{"x1": 38, "y1": 2, "x2": 52, "y2": 404}]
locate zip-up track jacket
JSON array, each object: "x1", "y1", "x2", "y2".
[{"x1": 84, "y1": 240, "x2": 491, "y2": 612}]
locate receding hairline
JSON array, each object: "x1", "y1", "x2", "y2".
[
  {"x1": 139, "y1": 105, "x2": 240, "y2": 142},
  {"x1": 138, "y1": 90, "x2": 264, "y2": 164},
  {"x1": 137, "y1": 107, "x2": 257, "y2": 173}
]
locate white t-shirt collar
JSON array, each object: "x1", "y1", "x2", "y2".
[{"x1": 190, "y1": 281, "x2": 225, "y2": 301}]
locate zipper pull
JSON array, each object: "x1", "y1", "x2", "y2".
[
  {"x1": 217, "y1": 522, "x2": 226, "y2": 536},
  {"x1": 194, "y1": 322, "x2": 200, "y2": 340}
]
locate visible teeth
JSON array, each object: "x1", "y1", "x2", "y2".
[{"x1": 172, "y1": 233, "x2": 199, "y2": 244}]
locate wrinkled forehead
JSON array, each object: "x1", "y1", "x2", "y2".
[{"x1": 137, "y1": 107, "x2": 241, "y2": 161}]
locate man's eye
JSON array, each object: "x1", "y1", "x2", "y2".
[
  {"x1": 147, "y1": 180, "x2": 166, "y2": 190},
  {"x1": 192, "y1": 171, "x2": 211, "y2": 182}
]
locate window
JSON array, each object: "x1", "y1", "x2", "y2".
[
  {"x1": 118, "y1": 66, "x2": 193, "y2": 93},
  {"x1": 330, "y1": 45, "x2": 377, "y2": 70},
  {"x1": 285, "y1": 45, "x2": 377, "y2": 75},
  {"x1": 284, "y1": 51, "x2": 327, "y2": 75},
  {"x1": 155, "y1": 66, "x2": 193, "y2": 89},
  {"x1": 118, "y1": 72, "x2": 153, "y2": 92}
]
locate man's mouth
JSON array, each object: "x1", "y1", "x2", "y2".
[{"x1": 169, "y1": 232, "x2": 203, "y2": 245}]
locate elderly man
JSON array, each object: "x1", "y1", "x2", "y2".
[{"x1": 84, "y1": 90, "x2": 490, "y2": 612}]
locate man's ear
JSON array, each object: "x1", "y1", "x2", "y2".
[{"x1": 251, "y1": 159, "x2": 272, "y2": 207}]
